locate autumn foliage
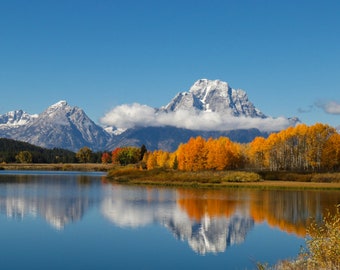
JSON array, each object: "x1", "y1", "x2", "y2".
[
  {"x1": 142, "y1": 123, "x2": 340, "y2": 172},
  {"x1": 247, "y1": 123, "x2": 340, "y2": 171},
  {"x1": 101, "y1": 146, "x2": 146, "y2": 166},
  {"x1": 102, "y1": 123, "x2": 340, "y2": 172},
  {"x1": 101, "y1": 152, "x2": 111, "y2": 164}
]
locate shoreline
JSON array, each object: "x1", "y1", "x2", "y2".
[
  {"x1": 1, "y1": 164, "x2": 340, "y2": 190},
  {"x1": 0, "y1": 163, "x2": 112, "y2": 172},
  {"x1": 108, "y1": 178, "x2": 340, "y2": 190},
  {"x1": 106, "y1": 167, "x2": 340, "y2": 190}
]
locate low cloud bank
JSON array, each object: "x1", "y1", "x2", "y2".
[
  {"x1": 316, "y1": 101, "x2": 340, "y2": 115},
  {"x1": 100, "y1": 103, "x2": 293, "y2": 132}
]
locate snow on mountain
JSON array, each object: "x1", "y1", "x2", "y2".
[
  {"x1": 0, "y1": 101, "x2": 111, "y2": 151},
  {"x1": 104, "y1": 126, "x2": 127, "y2": 135},
  {"x1": 24, "y1": 101, "x2": 112, "y2": 151},
  {"x1": 0, "y1": 110, "x2": 38, "y2": 127},
  {"x1": 0, "y1": 79, "x2": 300, "y2": 151},
  {"x1": 102, "y1": 79, "x2": 296, "y2": 133},
  {"x1": 161, "y1": 79, "x2": 266, "y2": 118}
]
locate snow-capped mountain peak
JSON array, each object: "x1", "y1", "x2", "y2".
[
  {"x1": 44, "y1": 100, "x2": 71, "y2": 116},
  {"x1": 22, "y1": 100, "x2": 112, "y2": 150},
  {"x1": 0, "y1": 110, "x2": 38, "y2": 127},
  {"x1": 189, "y1": 79, "x2": 230, "y2": 96},
  {"x1": 162, "y1": 79, "x2": 266, "y2": 118},
  {"x1": 0, "y1": 100, "x2": 111, "y2": 151},
  {"x1": 50, "y1": 100, "x2": 68, "y2": 109},
  {"x1": 0, "y1": 79, "x2": 299, "y2": 152}
]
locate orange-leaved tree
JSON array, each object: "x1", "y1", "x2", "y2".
[
  {"x1": 101, "y1": 152, "x2": 111, "y2": 164},
  {"x1": 321, "y1": 132, "x2": 340, "y2": 170}
]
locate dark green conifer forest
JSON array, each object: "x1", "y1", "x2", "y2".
[{"x1": 0, "y1": 138, "x2": 77, "y2": 163}]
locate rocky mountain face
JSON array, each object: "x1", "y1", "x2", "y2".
[
  {"x1": 0, "y1": 101, "x2": 111, "y2": 151},
  {"x1": 160, "y1": 79, "x2": 266, "y2": 118},
  {"x1": 0, "y1": 79, "x2": 293, "y2": 152},
  {"x1": 108, "y1": 126, "x2": 269, "y2": 152},
  {"x1": 0, "y1": 110, "x2": 38, "y2": 127}
]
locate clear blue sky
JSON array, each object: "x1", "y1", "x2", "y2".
[{"x1": 1, "y1": 0, "x2": 340, "y2": 128}]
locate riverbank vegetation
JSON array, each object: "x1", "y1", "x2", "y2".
[
  {"x1": 103, "y1": 123, "x2": 340, "y2": 185},
  {"x1": 258, "y1": 204, "x2": 340, "y2": 270},
  {"x1": 106, "y1": 166, "x2": 340, "y2": 189},
  {"x1": 2, "y1": 123, "x2": 340, "y2": 185},
  {"x1": 137, "y1": 123, "x2": 340, "y2": 173},
  {"x1": 107, "y1": 166, "x2": 262, "y2": 187},
  {"x1": 0, "y1": 163, "x2": 112, "y2": 171}
]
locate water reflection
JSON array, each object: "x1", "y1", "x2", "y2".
[
  {"x1": 0, "y1": 173, "x2": 101, "y2": 230},
  {"x1": 0, "y1": 172, "x2": 339, "y2": 255},
  {"x1": 177, "y1": 189, "x2": 254, "y2": 253},
  {"x1": 249, "y1": 190, "x2": 340, "y2": 236},
  {"x1": 101, "y1": 186, "x2": 255, "y2": 254},
  {"x1": 100, "y1": 185, "x2": 340, "y2": 254}
]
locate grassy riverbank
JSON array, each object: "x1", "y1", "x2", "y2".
[
  {"x1": 2, "y1": 163, "x2": 340, "y2": 189},
  {"x1": 0, "y1": 163, "x2": 112, "y2": 172},
  {"x1": 107, "y1": 167, "x2": 340, "y2": 190},
  {"x1": 258, "y1": 204, "x2": 340, "y2": 270}
]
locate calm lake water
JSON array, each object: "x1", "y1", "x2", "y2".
[{"x1": 0, "y1": 171, "x2": 339, "y2": 270}]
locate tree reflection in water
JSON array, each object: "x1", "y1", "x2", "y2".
[
  {"x1": 0, "y1": 173, "x2": 339, "y2": 255},
  {"x1": 101, "y1": 185, "x2": 340, "y2": 254}
]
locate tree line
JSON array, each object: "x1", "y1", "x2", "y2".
[
  {"x1": 3, "y1": 123, "x2": 339, "y2": 170},
  {"x1": 0, "y1": 138, "x2": 103, "y2": 164},
  {"x1": 103, "y1": 123, "x2": 340, "y2": 172},
  {"x1": 0, "y1": 138, "x2": 76, "y2": 163}
]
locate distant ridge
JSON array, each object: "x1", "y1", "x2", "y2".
[
  {"x1": 0, "y1": 101, "x2": 111, "y2": 151},
  {"x1": 107, "y1": 126, "x2": 270, "y2": 152},
  {"x1": 0, "y1": 79, "x2": 299, "y2": 151}
]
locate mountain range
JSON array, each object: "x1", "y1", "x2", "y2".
[
  {"x1": 160, "y1": 79, "x2": 266, "y2": 118},
  {"x1": 0, "y1": 79, "x2": 298, "y2": 152}
]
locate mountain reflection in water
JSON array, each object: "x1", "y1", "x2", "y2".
[
  {"x1": 101, "y1": 186, "x2": 255, "y2": 254},
  {"x1": 0, "y1": 173, "x2": 339, "y2": 255},
  {"x1": 0, "y1": 173, "x2": 101, "y2": 230}
]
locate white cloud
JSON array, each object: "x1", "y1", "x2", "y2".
[
  {"x1": 100, "y1": 103, "x2": 157, "y2": 129},
  {"x1": 316, "y1": 101, "x2": 340, "y2": 115},
  {"x1": 100, "y1": 103, "x2": 293, "y2": 132}
]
